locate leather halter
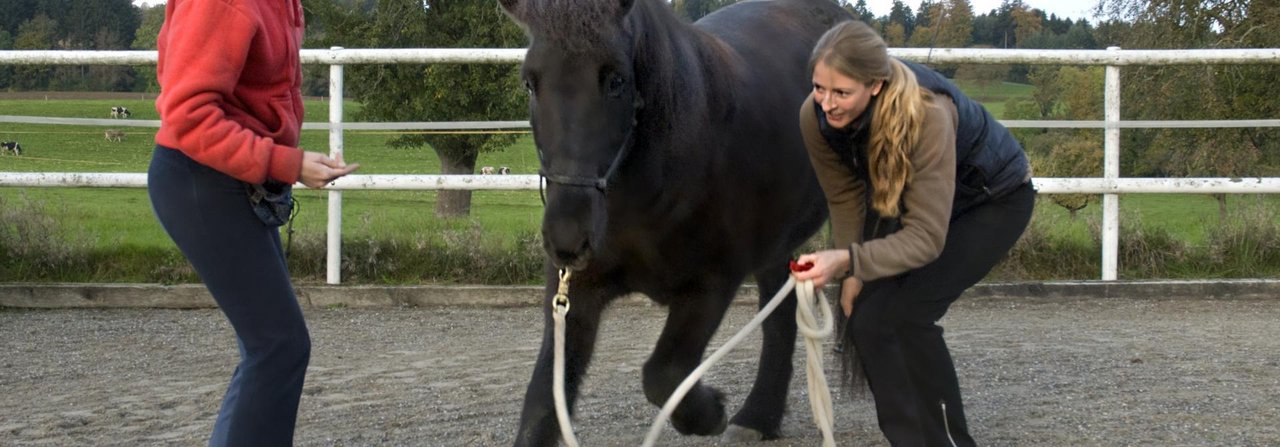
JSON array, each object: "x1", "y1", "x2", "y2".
[{"x1": 537, "y1": 96, "x2": 644, "y2": 197}]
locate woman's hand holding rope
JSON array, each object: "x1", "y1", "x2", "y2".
[{"x1": 794, "y1": 249, "x2": 863, "y2": 316}]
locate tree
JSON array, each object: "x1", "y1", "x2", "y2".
[
  {"x1": 0, "y1": 29, "x2": 13, "y2": 89},
  {"x1": 971, "y1": 0, "x2": 1020, "y2": 48},
  {"x1": 309, "y1": 0, "x2": 527, "y2": 218},
  {"x1": 1022, "y1": 66, "x2": 1105, "y2": 217},
  {"x1": 13, "y1": 14, "x2": 58, "y2": 90},
  {"x1": 1, "y1": 0, "x2": 40, "y2": 35},
  {"x1": 914, "y1": 0, "x2": 936, "y2": 29},
  {"x1": 3, "y1": 0, "x2": 144, "y2": 91},
  {"x1": 1010, "y1": 4, "x2": 1043, "y2": 45},
  {"x1": 907, "y1": 0, "x2": 972, "y2": 76},
  {"x1": 89, "y1": 26, "x2": 134, "y2": 90},
  {"x1": 952, "y1": 46, "x2": 1008, "y2": 100},
  {"x1": 888, "y1": 0, "x2": 916, "y2": 40},
  {"x1": 1033, "y1": 139, "x2": 1100, "y2": 218},
  {"x1": 845, "y1": 0, "x2": 877, "y2": 24},
  {"x1": 130, "y1": 4, "x2": 166, "y2": 92},
  {"x1": 907, "y1": 0, "x2": 974, "y2": 48},
  {"x1": 882, "y1": 21, "x2": 909, "y2": 46},
  {"x1": 970, "y1": 12, "x2": 1000, "y2": 47},
  {"x1": 62, "y1": 0, "x2": 138, "y2": 50},
  {"x1": 1098, "y1": 0, "x2": 1279, "y2": 221},
  {"x1": 1061, "y1": 21, "x2": 1098, "y2": 48}
]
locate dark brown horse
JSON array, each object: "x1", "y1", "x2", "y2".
[{"x1": 498, "y1": 0, "x2": 851, "y2": 445}]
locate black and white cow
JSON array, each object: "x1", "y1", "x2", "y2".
[
  {"x1": 110, "y1": 106, "x2": 131, "y2": 119},
  {"x1": 1, "y1": 141, "x2": 21, "y2": 156}
]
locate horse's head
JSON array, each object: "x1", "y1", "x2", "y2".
[{"x1": 501, "y1": 0, "x2": 644, "y2": 270}]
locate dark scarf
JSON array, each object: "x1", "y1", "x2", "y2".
[
  {"x1": 813, "y1": 97, "x2": 903, "y2": 239},
  {"x1": 814, "y1": 97, "x2": 875, "y2": 179}
]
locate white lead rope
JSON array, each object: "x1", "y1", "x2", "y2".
[
  {"x1": 551, "y1": 268, "x2": 580, "y2": 447},
  {"x1": 640, "y1": 274, "x2": 837, "y2": 447},
  {"x1": 552, "y1": 270, "x2": 837, "y2": 447},
  {"x1": 794, "y1": 278, "x2": 837, "y2": 447}
]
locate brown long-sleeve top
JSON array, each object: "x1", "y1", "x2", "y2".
[{"x1": 799, "y1": 92, "x2": 959, "y2": 281}]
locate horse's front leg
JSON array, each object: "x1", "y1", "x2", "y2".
[
  {"x1": 514, "y1": 268, "x2": 609, "y2": 447},
  {"x1": 727, "y1": 263, "x2": 798, "y2": 440},
  {"x1": 642, "y1": 285, "x2": 736, "y2": 437}
]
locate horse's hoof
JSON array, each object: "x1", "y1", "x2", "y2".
[
  {"x1": 722, "y1": 424, "x2": 766, "y2": 442},
  {"x1": 670, "y1": 408, "x2": 728, "y2": 436},
  {"x1": 670, "y1": 388, "x2": 727, "y2": 436}
]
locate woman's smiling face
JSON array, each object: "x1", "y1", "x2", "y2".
[{"x1": 811, "y1": 60, "x2": 882, "y2": 129}]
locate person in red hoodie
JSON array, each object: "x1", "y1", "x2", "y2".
[{"x1": 148, "y1": 0, "x2": 358, "y2": 445}]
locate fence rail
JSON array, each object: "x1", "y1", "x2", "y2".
[
  {"x1": 4, "y1": 173, "x2": 1280, "y2": 195},
  {"x1": 2, "y1": 47, "x2": 1279, "y2": 282}
]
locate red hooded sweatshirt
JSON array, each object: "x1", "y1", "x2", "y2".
[{"x1": 154, "y1": 0, "x2": 306, "y2": 184}]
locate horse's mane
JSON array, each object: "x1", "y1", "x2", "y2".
[{"x1": 626, "y1": 0, "x2": 740, "y2": 148}]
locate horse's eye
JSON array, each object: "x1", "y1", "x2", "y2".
[
  {"x1": 524, "y1": 79, "x2": 535, "y2": 95},
  {"x1": 606, "y1": 74, "x2": 626, "y2": 97}
]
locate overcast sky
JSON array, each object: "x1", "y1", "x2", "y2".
[{"x1": 132, "y1": 0, "x2": 1097, "y2": 22}]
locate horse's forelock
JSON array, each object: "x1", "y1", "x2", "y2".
[{"x1": 513, "y1": 0, "x2": 629, "y2": 51}]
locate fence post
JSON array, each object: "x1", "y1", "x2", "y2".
[
  {"x1": 327, "y1": 47, "x2": 345, "y2": 285},
  {"x1": 1102, "y1": 46, "x2": 1122, "y2": 280}
]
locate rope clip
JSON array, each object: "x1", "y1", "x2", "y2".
[{"x1": 553, "y1": 268, "x2": 573, "y2": 314}]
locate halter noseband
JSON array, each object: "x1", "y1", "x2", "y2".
[{"x1": 537, "y1": 96, "x2": 643, "y2": 196}]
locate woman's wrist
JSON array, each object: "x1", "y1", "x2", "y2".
[{"x1": 846, "y1": 244, "x2": 856, "y2": 278}]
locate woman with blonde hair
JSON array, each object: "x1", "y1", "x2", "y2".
[{"x1": 791, "y1": 20, "x2": 1034, "y2": 446}]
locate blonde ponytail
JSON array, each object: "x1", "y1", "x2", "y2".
[{"x1": 865, "y1": 59, "x2": 928, "y2": 217}]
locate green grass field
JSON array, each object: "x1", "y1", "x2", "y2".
[
  {"x1": 952, "y1": 79, "x2": 1034, "y2": 119},
  {"x1": 3, "y1": 94, "x2": 1278, "y2": 283}
]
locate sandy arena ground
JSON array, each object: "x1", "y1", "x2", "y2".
[{"x1": 2, "y1": 294, "x2": 1278, "y2": 446}]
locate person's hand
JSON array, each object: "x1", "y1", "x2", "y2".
[
  {"x1": 299, "y1": 151, "x2": 359, "y2": 189},
  {"x1": 839, "y1": 276, "x2": 862, "y2": 317},
  {"x1": 791, "y1": 249, "x2": 850, "y2": 288}
]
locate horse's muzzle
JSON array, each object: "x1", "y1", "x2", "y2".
[
  {"x1": 544, "y1": 236, "x2": 592, "y2": 271},
  {"x1": 541, "y1": 187, "x2": 605, "y2": 271}
]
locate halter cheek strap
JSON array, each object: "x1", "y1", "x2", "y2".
[{"x1": 537, "y1": 96, "x2": 644, "y2": 201}]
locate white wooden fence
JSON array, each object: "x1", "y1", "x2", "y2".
[{"x1": 1, "y1": 47, "x2": 1279, "y2": 283}]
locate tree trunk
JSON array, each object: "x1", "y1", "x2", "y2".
[
  {"x1": 434, "y1": 150, "x2": 477, "y2": 218},
  {"x1": 1213, "y1": 193, "x2": 1228, "y2": 225}
]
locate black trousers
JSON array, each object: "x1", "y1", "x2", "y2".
[
  {"x1": 148, "y1": 146, "x2": 310, "y2": 446},
  {"x1": 847, "y1": 182, "x2": 1034, "y2": 446}
]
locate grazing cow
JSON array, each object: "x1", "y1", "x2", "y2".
[
  {"x1": 105, "y1": 129, "x2": 125, "y2": 142},
  {"x1": 498, "y1": 166, "x2": 511, "y2": 175},
  {"x1": 1, "y1": 141, "x2": 21, "y2": 156},
  {"x1": 501, "y1": 0, "x2": 846, "y2": 445},
  {"x1": 481, "y1": 166, "x2": 496, "y2": 175},
  {"x1": 110, "y1": 106, "x2": 132, "y2": 119}
]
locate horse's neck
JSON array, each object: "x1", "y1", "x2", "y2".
[{"x1": 631, "y1": 0, "x2": 737, "y2": 129}]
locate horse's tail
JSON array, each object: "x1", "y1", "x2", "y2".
[{"x1": 835, "y1": 311, "x2": 870, "y2": 394}]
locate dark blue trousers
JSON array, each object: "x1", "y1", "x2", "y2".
[
  {"x1": 148, "y1": 146, "x2": 310, "y2": 447},
  {"x1": 846, "y1": 182, "x2": 1035, "y2": 447}
]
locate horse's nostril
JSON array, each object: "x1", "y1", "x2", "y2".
[
  {"x1": 555, "y1": 250, "x2": 579, "y2": 265},
  {"x1": 551, "y1": 240, "x2": 592, "y2": 269}
]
